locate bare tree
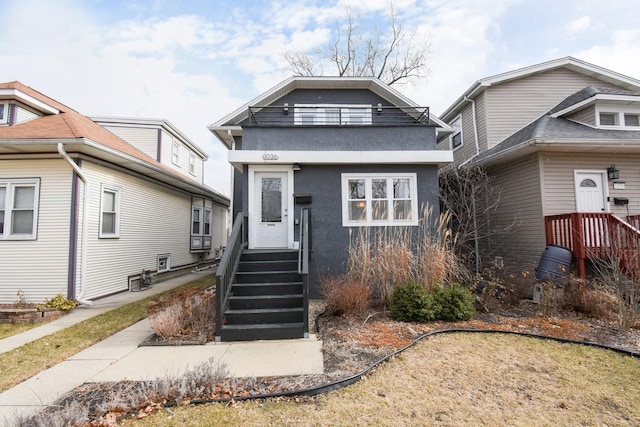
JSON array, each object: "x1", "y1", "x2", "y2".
[
  {"x1": 283, "y1": 3, "x2": 430, "y2": 85},
  {"x1": 439, "y1": 166, "x2": 520, "y2": 274}
]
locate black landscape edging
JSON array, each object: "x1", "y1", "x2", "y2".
[{"x1": 161, "y1": 327, "x2": 640, "y2": 409}]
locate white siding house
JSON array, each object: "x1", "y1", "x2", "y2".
[{"x1": 0, "y1": 81, "x2": 229, "y2": 305}]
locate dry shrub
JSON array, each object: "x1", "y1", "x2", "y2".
[
  {"x1": 319, "y1": 275, "x2": 372, "y2": 317},
  {"x1": 562, "y1": 281, "x2": 617, "y2": 320},
  {"x1": 148, "y1": 288, "x2": 215, "y2": 339},
  {"x1": 346, "y1": 207, "x2": 466, "y2": 308}
]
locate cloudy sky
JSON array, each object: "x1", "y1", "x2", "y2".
[{"x1": 2, "y1": 0, "x2": 639, "y2": 196}]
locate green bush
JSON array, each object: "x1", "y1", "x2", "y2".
[
  {"x1": 391, "y1": 282, "x2": 475, "y2": 323},
  {"x1": 391, "y1": 282, "x2": 439, "y2": 322},
  {"x1": 431, "y1": 283, "x2": 475, "y2": 321}
]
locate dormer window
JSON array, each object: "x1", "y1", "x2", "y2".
[
  {"x1": 0, "y1": 102, "x2": 8, "y2": 125},
  {"x1": 597, "y1": 107, "x2": 640, "y2": 129},
  {"x1": 294, "y1": 105, "x2": 372, "y2": 126},
  {"x1": 624, "y1": 113, "x2": 640, "y2": 127}
]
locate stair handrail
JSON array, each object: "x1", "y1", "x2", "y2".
[
  {"x1": 215, "y1": 212, "x2": 247, "y2": 339},
  {"x1": 298, "y1": 208, "x2": 311, "y2": 336}
]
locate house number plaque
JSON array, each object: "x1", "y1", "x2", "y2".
[{"x1": 262, "y1": 153, "x2": 279, "y2": 161}]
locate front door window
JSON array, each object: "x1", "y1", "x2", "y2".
[{"x1": 261, "y1": 177, "x2": 282, "y2": 223}]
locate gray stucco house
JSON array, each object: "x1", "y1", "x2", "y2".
[{"x1": 209, "y1": 76, "x2": 453, "y2": 340}]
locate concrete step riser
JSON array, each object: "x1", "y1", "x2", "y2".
[
  {"x1": 234, "y1": 271, "x2": 302, "y2": 284},
  {"x1": 220, "y1": 324, "x2": 304, "y2": 341},
  {"x1": 238, "y1": 260, "x2": 299, "y2": 272},
  {"x1": 229, "y1": 296, "x2": 303, "y2": 310}
]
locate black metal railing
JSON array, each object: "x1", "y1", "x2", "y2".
[
  {"x1": 246, "y1": 104, "x2": 430, "y2": 127},
  {"x1": 298, "y1": 207, "x2": 311, "y2": 336},
  {"x1": 215, "y1": 212, "x2": 247, "y2": 339}
]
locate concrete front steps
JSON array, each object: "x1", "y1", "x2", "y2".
[{"x1": 220, "y1": 250, "x2": 305, "y2": 341}]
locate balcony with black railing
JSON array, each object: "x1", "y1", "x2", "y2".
[{"x1": 244, "y1": 104, "x2": 430, "y2": 127}]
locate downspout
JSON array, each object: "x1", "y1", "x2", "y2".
[
  {"x1": 457, "y1": 96, "x2": 481, "y2": 169},
  {"x1": 58, "y1": 143, "x2": 92, "y2": 305}
]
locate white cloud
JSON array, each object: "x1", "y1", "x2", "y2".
[
  {"x1": 564, "y1": 16, "x2": 592, "y2": 38},
  {"x1": 575, "y1": 29, "x2": 640, "y2": 81}
]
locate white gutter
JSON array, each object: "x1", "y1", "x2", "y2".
[{"x1": 57, "y1": 143, "x2": 92, "y2": 305}]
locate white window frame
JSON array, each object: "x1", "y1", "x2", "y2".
[
  {"x1": 596, "y1": 105, "x2": 640, "y2": 129},
  {"x1": 192, "y1": 206, "x2": 202, "y2": 235},
  {"x1": 341, "y1": 173, "x2": 418, "y2": 227},
  {"x1": 188, "y1": 152, "x2": 196, "y2": 175},
  {"x1": 171, "y1": 140, "x2": 181, "y2": 166},
  {"x1": 204, "y1": 208, "x2": 212, "y2": 236},
  {"x1": 157, "y1": 254, "x2": 171, "y2": 272},
  {"x1": 294, "y1": 104, "x2": 372, "y2": 125},
  {"x1": 0, "y1": 101, "x2": 8, "y2": 125},
  {"x1": 99, "y1": 184, "x2": 121, "y2": 238},
  {"x1": 449, "y1": 115, "x2": 463, "y2": 150},
  {"x1": 0, "y1": 178, "x2": 40, "y2": 240}
]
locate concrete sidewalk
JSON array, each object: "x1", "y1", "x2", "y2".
[{"x1": 0, "y1": 271, "x2": 323, "y2": 425}]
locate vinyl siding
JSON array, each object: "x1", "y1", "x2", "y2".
[
  {"x1": 484, "y1": 155, "x2": 544, "y2": 271},
  {"x1": 101, "y1": 126, "x2": 159, "y2": 160},
  {"x1": 485, "y1": 68, "x2": 623, "y2": 148},
  {"x1": 566, "y1": 105, "x2": 596, "y2": 126},
  {"x1": 540, "y1": 152, "x2": 640, "y2": 217},
  {"x1": 81, "y1": 161, "x2": 198, "y2": 299},
  {"x1": 14, "y1": 104, "x2": 40, "y2": 125},
  {"x1": 0, "y1": 159, "x2": 72, "y2": 304}
]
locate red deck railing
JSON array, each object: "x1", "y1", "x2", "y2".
[{"x1": 544, "y1": 213, "x2": 640, "y2": 280}]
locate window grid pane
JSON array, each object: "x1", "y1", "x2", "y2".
[
  {"x1": 204, "y1": 210, "x2": 211, "y2": 235},
  {"x1": 192, "y1": 208, "x2": 201, "y2": 234},
  {"x1": 14, "y1": 187, "x2": 34, "y2": 209},
  {"x1": 624, "y1": 114, "x2": 640, "y2": 127},
  {"x1": 344, "y1": 175, "x2": 415, "y2": 225},
  {"x1": 102, "y1": 212, "x2": 116, "y2": 234}
]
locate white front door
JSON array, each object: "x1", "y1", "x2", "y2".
[
  {"x1": 251, "y1": 171, "x2": 289, "y2": 248},
  {"x1": 575, "y1": 171, "x2": 606, "y2": 212},
  {"x1": 574, "y1": 170, "x2": 607, "y2": 247}
]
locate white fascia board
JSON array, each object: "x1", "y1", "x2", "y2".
[
  {"x1": 550, "y1": 93, "x2": 640, "y2": 118},
  {"x1": 228, "y1": 150, "x2": 454, "y2": 166},
  {"x1": 0, "y1": 88, "x2": 59, "y2": 115}
]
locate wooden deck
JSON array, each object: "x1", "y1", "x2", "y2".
[{"x1": 544, "y1": 213, "x2": 640, "y2": 280}]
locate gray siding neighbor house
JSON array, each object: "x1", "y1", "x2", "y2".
[
  {"x1": 209, "y1": 76, "x2": 453, "y2": 341},
  {"x1": 437, "y1": 57, "x2": 640, "y2": 278}
]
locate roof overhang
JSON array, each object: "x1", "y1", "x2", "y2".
[
  {"x1": 209, "y1": 76, "x2": 452, "y2": 149},
  {"x1": 440, "y1": 57, "x2": 640, "y2": 122},
  {"x1": 227, "y1": 149, "x2": 453, "y2": 170},
  {"x1": 473, "y1": 138, "x2": 640, "y2": 167},
  {"x1": 0, "y1": 138, "x2": 229, "y2": 205},
  {"x1": 0, "y1": 88, "x2": 59, "y2": 115},
  {"x1": 551, "y1": 93, "x2": 640, "y2": 118},
  {"x1": 91, "y1": 116, "x2": 209, "y2": 159}
]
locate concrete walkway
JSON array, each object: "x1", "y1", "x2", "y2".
[{"x1": 0, "y1": 271, "x2": 323, "y2": 425}]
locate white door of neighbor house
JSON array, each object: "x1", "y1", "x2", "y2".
[
  {"x1": 252, "y1": 171, "x2": 289, "y2": 248},
  {"x1": 574, "y1": 171, "x2": 607, "y2": 247},
  {"x1": 575, "y1": 171, "x2": 606, "y2": 212}
]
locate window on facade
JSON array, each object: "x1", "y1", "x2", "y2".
[
  {"x1": 100, "y1": 185, "x2": 120, "y2": 238},
  {"x1": 157, "y1": 254, "x2": 170, "y2": 272},
  {"x1": 192, "y1": 207, "x2": 202, "y2": 235},
  {"x1": 624, "y1": 113, "x2": 640, "y2": 127},
  {"x1": 171, "y1": 140, "x2": 180, "y2": 166},
  {"x1": 450, "y1": 115, "x2": 463, "y2": 150},
  {"x1": 599, "y1": 112, "x2": 618, "y2": 126},
  {"x1": 204, "y1": 209, "x2": 212, "y2": 235},
  {"x1": 342, "y1": 173, "x2": 418, "y2": 226},
  {"x1": 294, "y1": 105, "x2": 372, "y2": 125},
  {"x1": 0, "y1": 102, "x2": 8, "y2": 125},
  {"x1": 189, "y1": 153, "x2": 196, "y2": 175},
  {"x1": 0, "y1": 179, "x2": 40, "y2": 239}
]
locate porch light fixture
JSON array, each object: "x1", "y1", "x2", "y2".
[
  {"x1": 377, "y1": 103, "x2": 383, "y2": 114},
  {"x1": 283, "y1": 103, "x2": 289, "y2": 114},
  {"x1": 292, "y1": 163, "x2": 301, "y2": 171},
  {"x1": 607, "y1": 164, "x2": 619, "y2": 180}
]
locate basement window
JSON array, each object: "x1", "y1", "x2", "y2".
[{"x1": 157, "y1": 254, "x2": 170, "y2": 272}]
